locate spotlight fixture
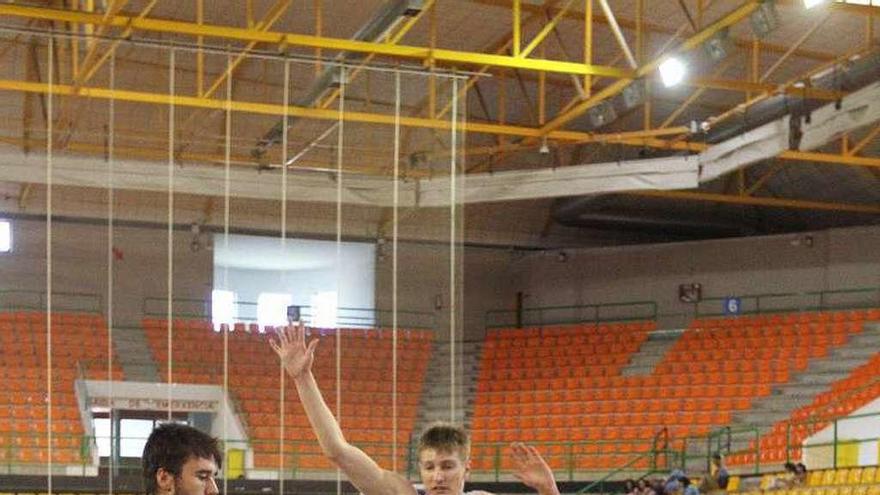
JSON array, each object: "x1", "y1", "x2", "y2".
[
  {"x1": 587, "y1": 101, "x2": 618, "y2": 129},
  {"x1": 749, "y1": 0, "x2": 779, "y2": 38},
  {"x1": 620, "y1": 80, "x2": 646, "y2": 110},
  {"x1": 703, "y1": 27, "x2": 733, "y2": 62},
  {"x1": 659, "y1": 57, "x2": 686, "y2": 87}
]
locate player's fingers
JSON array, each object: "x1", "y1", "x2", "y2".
[
  {"x1": 526, "y1": 445, "x2": 541, "y2": 462},
  {"x1": 307, "y1": 338, "x2": 319, "y2": 355}
]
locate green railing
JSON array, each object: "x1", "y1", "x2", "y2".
[
  {"x1": 0, "y1": 431, "x2": 681, "y2": 482},
  {"x1": 694, "y1": 286, "x2": 880, "y2": 317},
  {"x1": 0, "y1": 431, "x2": 93, "y2": 475},
  {"x1": 485, "y1": 300, "x2": 658, "y2": 329},
  {"x1": 574, "y1": 430, "x2": 677, "y2": 494},
  {"x1": 142, "y1": 297, "x2": 437, "y2": 330},
  {"x1": 3, "y1": 404, "x2": 879, "y2": 480},
  {"x1": 0, "y1": 289, "x2": 102, "y2": 313},
  {"x1": 671, "y1": 373, "x2": 880, "y2": 476}
]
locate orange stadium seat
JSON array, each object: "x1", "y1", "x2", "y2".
[
  {"x1": 142, "y1": 318, "x2": 433, "y2": 471},
  {"x1": 470, "y1": 312, "x2": 871, "y2": 472},
  {"x1": 0, "y1": 311, "x2": 123, "y2": 464}
]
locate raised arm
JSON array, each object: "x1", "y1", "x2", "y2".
[
  {"x1": 510, "y1": 443, "x2": 561, "y2": 495},
  {"x1": 271, "y1": 324, "x2": 414, "y2": 495}
]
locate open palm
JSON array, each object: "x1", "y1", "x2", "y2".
[
  {"x1": 270, "y1": 323, "x2": 319, "y2": 379},
  {"x1": 511, "y1": 443, "x2": 557, "y2": 494}
]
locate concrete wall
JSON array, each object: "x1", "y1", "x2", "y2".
[
  {"x1": 374, "y1": 242, "x2": 517, "y2": 341},
  {"x1": 0, "y1": 218, "x2": 212, "y2": 327},
  {"x1": 513, "y1": 226, "x2": 880, "y2": 330},
  {"x1": 3, "y1": 216, "x2": 880, "y2": 339}
]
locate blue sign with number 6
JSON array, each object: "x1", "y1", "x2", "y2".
[{"x1": 724, "y1": 297, "x2": 741, "y2": 315}]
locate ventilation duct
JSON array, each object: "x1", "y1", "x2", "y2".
[
  {"x1": 554, "y1": 51, "x2": 880, "y2": 238},
  {"x1": 251, "y1": 0, "x2": 424, "y2": 160},
  {"x1": 705, "y1": 51, "x2": 880, "y2": 144}
]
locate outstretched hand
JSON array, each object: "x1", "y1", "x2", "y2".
[
  {"x1": 510, "y1": 443, "x2": 559, "y2": 495},
  {"x1": 270, "y1": 323, "x2": 319, "y2": 380}
]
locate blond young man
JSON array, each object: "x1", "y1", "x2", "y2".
[{"x1": 271, "y1": 324, "x2": 561, "y2": 495}]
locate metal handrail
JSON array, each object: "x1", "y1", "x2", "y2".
[{"x1": 485, "y1": 300, "x2": 658, "y2": 329}]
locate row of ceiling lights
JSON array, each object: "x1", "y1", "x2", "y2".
[{"x1": 657, "y1": 0, "x2": 833, "y2": 88}]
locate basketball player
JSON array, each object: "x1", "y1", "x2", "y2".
[{"x1": 271, "y1": 323, "x2": 561, "y2": 495}]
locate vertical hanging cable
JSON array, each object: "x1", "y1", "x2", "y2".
[
  {"x1": 391, "y1": 69, "x2": 400, "y2": 472},
  {"x1": 278, "y1": 57, "x2": 290, "y2": 491},
  {"x1": 107, "y1": 49, "x2": 116, "y2": 495},
  {"x1": 166, "y1": 47, "x2": 176, "y2": 421},
  {"x1": 222, "y1": 52, "x2": 232, "y2": 495},
  {"x1": 46, "y1": 34, "x2": 54, "y2": 494},
  {"x1": 448, "y1": 77, "x2": 458, "y2": 421},
  {"x1": 334, "y1": 65, "x2": 346, "y2": 495}
]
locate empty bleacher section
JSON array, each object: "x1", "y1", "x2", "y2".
[
  {"x1": 470, "y1": 309, "x2": 880, "y2": 475},
  {"x1": 471, "y1": 321, "x2": 656, "y2": 471},
  {"x1": 142, "y1": 319, "x2": 432, "y2": 472},
  {"x1": 727, "y1": 311, "x2": 880, "y2": 467},
  {"x1": 0, "y1": 311, "x2": 122, "y2": 465}
]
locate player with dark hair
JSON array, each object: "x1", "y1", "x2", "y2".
[
  {"x1": 271, "y1": 323, "x2": 559, "y2": 495},
  {"x1": 142, "y1": 423, "x2": 222, "y2": 495}
]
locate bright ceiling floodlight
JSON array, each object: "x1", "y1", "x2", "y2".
[
  {"x1": 803, "y1": 0, "x2": 827, "y2": 8},
  {"x1": 659, "y1": 57, "x2": 686, "y2": 87}
]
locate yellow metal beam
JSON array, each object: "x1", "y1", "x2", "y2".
[
  {"x1": 848, "y1": 124, "x2": 880, "y2": 157},
  {"x1": 201, "y1": 0, "x2": 292, "y2": 100},
  {"x1": 584, "y1": 0, "x2": 592, "y2": 97},
  {"x1": 513, "y1": 0, "x2": 521, "y2": 56},
  {"x1": 0, "y1": 77, "x2": 560, "y2": 138},
  {"x1": 3, "y1": 77, "x2": 878, "y2": 171},
  {"x1": 744, "y1": 161, "x2": 785, "y2": 196},
  {"x1": 0, "y1": 134, "x2": 412, "y2": 177},
  {"x1": 0, "y1": 3, "x2": 632, "y2": 78},
  {"x1": 781, "y1": 150, "x2": 880, "y2": 169},
  {"x1": 423, "y1": 0, "x2": 565, "y2": 122},
  {"x1": 472, "y1": 0, "x2": 839, "y2": 62},
  {"x1": 76, "y1": 0, "x2": 129, "y2": 83},
  {"x1": 632, "y1": 190, "x2": 880, "y2": 214},
  {"x1": 760, "y1": 10, "x2": 829, "y2": 83},
  {"x1": 75, "y1": 0, "x2": 160, "y2": 85},
  {"x1": 196, "y1": 0, "x2": 204, "y2": 96},
  {"x1": 318, "y1": 0, "x2": 436, "y2": 110},
  {"x1": 520, "y1": 0, "x2": 577, "y2": 58},
  {"x1": 460, "y1": 126, "x2": 690, "y2": 157},
  {"x1": 690, "y1": 77, "x2": 845, "y2": 101},
  {"x1": 540, "y1": 1, "x2": 762, "y2": 135}
]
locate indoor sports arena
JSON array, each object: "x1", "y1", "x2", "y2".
[{"x1": 0, "y1": 1, "x2": 879, "y2": 495}]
